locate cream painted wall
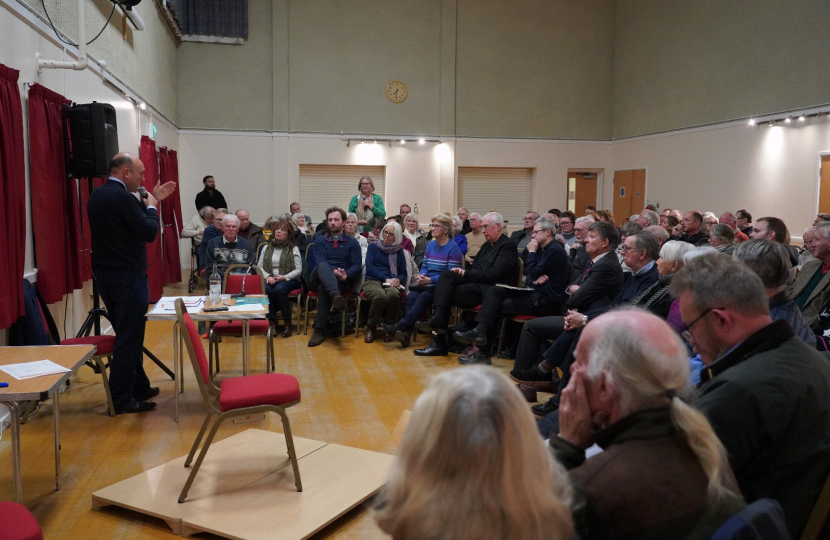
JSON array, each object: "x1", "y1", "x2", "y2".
[
  {"x1": 609, "y1": 118, "x2": 830, "y2": 241},
  {"x1": 14, "y1": 0, "x2": 179, "y2": 121},
  {"x1": 2, "y1": 1, "x2": 179, "y2": 341},
  {"x1": 613, "y1": 0, "x2": 830, "y2": 138}
]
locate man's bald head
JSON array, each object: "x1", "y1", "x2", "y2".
[{"x1": 109, "y1": 152, "x2": 144, "y2": 192}]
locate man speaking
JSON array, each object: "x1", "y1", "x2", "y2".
[{"x1": 88, "y1": 153, "x2": 176, "y2": 414}]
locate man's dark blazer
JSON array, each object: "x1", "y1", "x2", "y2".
[
  {"x1": 566, "y1": 251, "x2": 624, "y2": 312},
  {"x1": 87, "y1": 179, "x2": 158, "y2": 272},
  {"x1": 466, "y1": 234, "x2": 519, "y2": 285}
]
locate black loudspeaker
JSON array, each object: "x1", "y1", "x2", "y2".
[{"x1": 64, "y1": 102, "x2": 119, "y2": 178}]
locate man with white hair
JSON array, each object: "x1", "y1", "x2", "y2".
[
  {"x1": 182, "y1": 205, "x2": 214, "y2": 246},
  {"x1": 788, "y1": 220, "x2": 830, "y2": 331},
  {"x1": 414, "y1": 212, "x2": 518, "y2": 356},
  {"x1": 550, "y1": 308, "x2": 750, "y2": 539},
  {"x1": 203, "y1": 213, "x2": 254, "y2": 279},
  {"x1": 456, "y1": 207, "x2": 471, "y2": 235},
  {"x1": 464, "y1": 212, "x2": 485, "y2": 265},
  {"x1": 672, "y1": 253, "x2": 830, "y2": 537},
  {"x1": 635, "y1": 209, "x2": 659, "y2": 228}
]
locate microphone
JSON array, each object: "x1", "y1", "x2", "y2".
[
  {"x1": 137, "y1": 186, "x2": 149, "y2": 199},
  {"x1": 231, "y1": 262, "x2": 254, "y2": 298}
]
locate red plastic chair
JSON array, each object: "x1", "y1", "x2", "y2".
[
  {"x1": 209, "y1": 264, "x2": 272, "y2": 377},
  {"x1": 174, "y1": 298, "x2": 302, "y2": 503},
  {"x1": 0, "y1": 501, "x2": 43, "y2": 540}
]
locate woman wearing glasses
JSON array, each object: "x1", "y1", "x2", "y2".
[
  {"x1": 382, "y1": 214, "x2": 462, "y2": 347},
  {"x1": 349, "y1": 175, "x2": 386, "y2": 233},
  {"x1": 362, "y1": 222, "x2": 408, "y2": 343}
]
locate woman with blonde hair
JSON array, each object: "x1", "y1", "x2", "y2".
[
  {"x1": 375, "y1": 366, "x2": 574, "y2": 540},
  {"x1": 257, "y1": 218, "x2": 302, "y2": 337},
  {"x1": 403, "y1": 213, "x2": 426, "y2": 267}
]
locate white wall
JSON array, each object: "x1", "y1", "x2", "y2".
[{"x1": 1, "y1": 1, "x2": 179, "y2": 340}]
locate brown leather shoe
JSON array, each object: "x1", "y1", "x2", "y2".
[
  {"x1": 517, "y1": 383, "x2": 538, "y2": 402},
  {"x1": 383, "y1": 332, "x2": 394, "y2": 343},
  {"x1": 364, "y1": 327, "x2": 375, "y2": 343},
  {"x1": 281, "y1": 324, "x2": 292, "y2": 338}
]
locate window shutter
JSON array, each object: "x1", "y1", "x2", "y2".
[
  {"x1": 458, "y1": 167, "x2": 533, "y2": 231},
  {"x1": 299, "y1": 165, "x2": 386, "y2": 224}
]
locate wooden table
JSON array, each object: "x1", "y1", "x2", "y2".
[
  {"x1": 0, "y1": 344, "x2": 96, "y2": 503},
  {"x1": 146, "y1": 296, "x2": 269, "y2": 422}
]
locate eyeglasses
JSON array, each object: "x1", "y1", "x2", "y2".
[
  {"x1": 704, "y1": 221, "x2": 717, "y2": 225},
  {"x1": 481, "y1": 224, "x2": 494, "y2": 230},
  {"x1": 560, "y1": 221, "x2": 573, "y2": 226},
  {"x1": 382, "y1": 231, "x2": 395, "y2": 237},
  {"x1": 681, "y1": 307, "x2": 723, "y2": 342},
  {"x1": 619, "y1": 244, "x2": 639, "y2": 253},
  {"x1": 429, "y1": 223, "x2": 445, "y2": 229},
  {"x1": 531, "y1": 229, "x2": 543, "y2": 235},
  {"x1": 524, "y1": 217, "x2": 535, "y2": 221}
]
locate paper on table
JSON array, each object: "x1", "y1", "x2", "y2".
[
  {"x1": 226, "y1": 305, "x2": 265, "y2": 312},
  {"x1": 0, "y1": 360, "x2": 71, "y2": 380}
]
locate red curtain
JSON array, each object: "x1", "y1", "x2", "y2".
[
  {"x1": 0, "y1": 65, "x2": 26, "y2": 328},
  {"x1": 28, "y1": 84, "x2": 89, "y2": 305},
  {"x1": 159, "y1": 146, "x2": 183, "y2": 284},
  {"x1": 140, "y1": 136, "x2": 164, "y2": 302}
]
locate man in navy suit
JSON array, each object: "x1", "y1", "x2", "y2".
[{"x1": 87, "y1": 153, "x2": 176, "y2": 415}]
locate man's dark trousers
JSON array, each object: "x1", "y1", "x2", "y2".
[
  {"x1": 97, "y1": 267, "x2": 151, "y2": 409},
  {"x1": 475, "y1": 287, "x2": 562, "y2": 331},
  {"x1": 431, "y1": 270, "x2": 491, "y2": 325},
  {"x1": 309, "y1": 260, "x2": 354, "y2": 329}
]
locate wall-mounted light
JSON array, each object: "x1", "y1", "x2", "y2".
[
  {"x1": 748, "y1": 108, "x2": 829, "y2": 128},
  {"x1": 799, "y1": 115, "x2": 806, "y2": 122},
  {"x1": 748, "y1": 118, "x2": 756, "y2": 126},
  {"x1": 418, "y1": 138, "x2": 425, "y2": 145},
  {"x1": 139, "y1": 102, "x2": 147, "y2": 110},
  {"x1": 400, "y1": 140, "x2": 406, "y2": 144}
]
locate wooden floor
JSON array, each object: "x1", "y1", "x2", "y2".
[{"x1": 0, "y1": 281, "x2": 525, "y2": 539}]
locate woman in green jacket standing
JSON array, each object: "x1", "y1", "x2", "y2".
[{"x1": 349, "y1": 175, "x2": 385, "y2": 233}]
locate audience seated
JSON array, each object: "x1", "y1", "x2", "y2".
[
  {"x1": 464, "y1": 212, "x2": 485, "y2": 266},
  {"x1": 382, "y1": 214, "x2": 462, "y2": 347},
  {"x1": 349, "y1": 176, "x2": 385, "y2": 233},
  {"x1": 750, "y1": 216, "x2": 799, "y2": 265},
  {"x1": 413, "y1": 212, "x2": 518, "y2": 357},
  {"x1": 636, "y1": 208, "x2": 659, "y2": 228},
  {"x1": 290, "y1": 212, "x2": 312, "y2": 255},
  {"x1": 202, "y1": 214, "x2": 254, "y2": 278},
  {"x1": 402, "y1": 213, "x2": 426, "y2": 267},
  {"x1": 556, "y1": 211, "x2": 578, "y2": 248},
  {"x1": 289, "y1": 201, "x2": 313, "y2": 229},
  {"x1": 345, "y1": 212, "x2": 369, "y2": 264},
  {"x1": 659, "y1": 213, "x2": 680, "y2": 236},
  {"x1": 718, "y1": 211, "x2": 750, "y2": 243},
  {"x1": 398, "y1": 203, "x2": 411, "y2": 220},
  {"x1": 733, "y1": 239, "x2": 815, "y2": 347},
  {"x1": 181, "y1": 205, "x2": 214, "y2": 247},
  {"x1": 799, "y1": 226, "x2": 817, "y2": 269},
  {"x1": 374, "y1": 366, "x2": 574, "y2": 540},
  {"x1": 450, "y1": 215, "x2": 468, "y2": 255},
  {"x1": 708, "y1": 223, "x2": 736, "y2": 254},
  {"x1": 453, "y1": 217, "x2": 570, "y2": 365},
  {"x1": 550, "y1": 308, "x2": 746, "y2": 540},
  {"x1": 788, "y1": 221, "x2": 830, "y2": 332},
  {"x1": 678, "y1": 211, "x2": 710, "y2": 246},
  {"x1": 456, "y1": 206, "x2": 471, "y2": 235},
  {"x1": 291, "y1": 212, "x2": 310, "y2": 236},
  {"x1": 198, "y1": 207, "x2": 228, "y2": 266},
  {"x1": 307, "y1": 207, "x2": 363, "y2": 347},
  {"x1": 235, "y1": 209, "x2": 265, "y2": 250},
  {"x1": 510, "y1": 211, "x2": 539, "y2": 253},
  {"x1": 566, "y1": 216, "x2": 594, "y2": 281},
  {"x1": 363, "y1": 215, "x2": 386, "y2": 244},
  {"x1": 386, "y1": 215, "x2": 414, "y2": 255},
  {"x1": 736, "y1": 209, "x2": 754, "y2": 237},
  {"x1": 671, "y1": 253, "x2": 830, "y2": 537},
  {"x1": 362, "y1": 222, "x2": 408, "y2": 343},
  {"x1": 702, "y1": 211, "x2": 719, "y2": 234},
  {"x1": 258, "y1": 218, "x2": 302, "y2": 338},
  {"x1": 594, "y1": 209, "x2": 614, "y2": 224},
  {"x1": 643, "y1": 224, "x2": 668, "y2": 245}
]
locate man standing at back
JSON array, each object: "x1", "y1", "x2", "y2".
[
  {"x1": 195, "y1": 175, "x2": 227, "y2": 212},
  {"x1": 88, "y1": 153, "x2": 176, "y2": 414},
  {"x1": 671, "y1": 253, "x2": 830, "y2": 537}
]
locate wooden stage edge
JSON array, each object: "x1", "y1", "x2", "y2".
[{"x1": 92, "y1": 429, "x2": 396, "y2": 540}]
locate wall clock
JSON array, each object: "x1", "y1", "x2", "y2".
[{"x1": 386, "y1": 80, "x2": 408, "y2": 103}]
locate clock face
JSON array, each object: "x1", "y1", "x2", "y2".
[{"x1": 386, "y1": 80, "x2": 408, "y2": 103}]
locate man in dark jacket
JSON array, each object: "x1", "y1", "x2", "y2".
[
  {"x1": 452, "y1": 217, "x2": 569, "y2": 364},
  {"x1": 672, "y1": 253, "x2": 830, "y2": 538},
  {"x1": 414, "y1": 212, "x2": 518, "y2": 357},
  {"x1": 88, "y1": 153, "x2": 176, "y2": 414},
  {"x1": 235, "y1": 209, "x2": 265, "y2": 251}
]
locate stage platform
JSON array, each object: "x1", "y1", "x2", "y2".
[{"x1": 92, "y1": 429, "x2": 395, "y2": 539}]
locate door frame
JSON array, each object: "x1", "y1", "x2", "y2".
[
  {"x1": 567, "y1": 168, "x2": 605, "y2": 210},
  {"x1": 815, "y1": 152, "x2": 830, "y2": 218},
  {"x1": 612, "y1": 166, "x2": 649, "y2": 220}
]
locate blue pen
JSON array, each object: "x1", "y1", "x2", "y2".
[{"x1": 0, "y1": 382, "x2": 8, "y2": 388}]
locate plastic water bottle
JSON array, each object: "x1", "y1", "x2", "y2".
[{"x1": 209, "y1": 263, "x2": 221, "y2": 305}]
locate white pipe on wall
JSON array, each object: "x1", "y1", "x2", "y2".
[{"x1": 36, "y1": 0, "x2": 88, "y2": 72}]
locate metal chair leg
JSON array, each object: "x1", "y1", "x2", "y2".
[
  {"x1": 354, "y1": 296, "x2": 363, "y2": 338},
  {"x1": 276, "y1": 408, "x2": 303, "y2": 492},
  {"x1": 94, "y1": 355, "x2": 116, "y2": 417},
  {"x1": 179, "y1": 414, "x2": 225, "y2": 503},
  {"x1": 184, "y1": 413, "x2": 213, "y2": 468}
]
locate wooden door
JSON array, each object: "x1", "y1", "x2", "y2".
[
  {"x1": 820, "y1": 156, "x2": 830, "y2": 214},
  {"x1": 613, "y1": 169, "x2": 645, "y2": 221},
  {"x1": 573, "y1": 174, "x2": 597, "y2": 215}
]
